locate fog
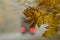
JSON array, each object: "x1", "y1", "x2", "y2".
[{"x1": 0, "y1": 0, "x2": 60, "y2": 40}]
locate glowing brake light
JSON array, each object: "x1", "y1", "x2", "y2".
[
  {"x1": 30, "y1": 28, "x2": 35, "y2": 33},
  {"x1": 20, "y1": 27, "x2": 25, "y2": 33}
]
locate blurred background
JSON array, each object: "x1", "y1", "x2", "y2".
[{"x1": 0, "y1": 0, "x2": 60, "y2": 40}]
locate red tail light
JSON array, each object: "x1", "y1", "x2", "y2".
[
  {"x1": 30, "y1": 28, "x2": 35, "y2": 33},
  {"x1": 20, "y1": 27, "x2": 25, "y2": 33}
]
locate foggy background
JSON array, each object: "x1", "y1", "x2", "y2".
[{"x1": 0, "y1": 0, "x2": 60, "y2": 40}]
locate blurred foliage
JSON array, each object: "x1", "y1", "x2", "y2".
[{"x1": 23, "y1": 0, "x2": 60, "y2": 38}]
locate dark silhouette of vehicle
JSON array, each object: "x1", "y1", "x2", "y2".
[{"x1": 20, "y1": 17, "x2": 36, "y2": 34}]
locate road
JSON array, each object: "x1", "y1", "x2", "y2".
[{"x1": 0, "y1": 24, "x2": 48, "y2": 40}]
